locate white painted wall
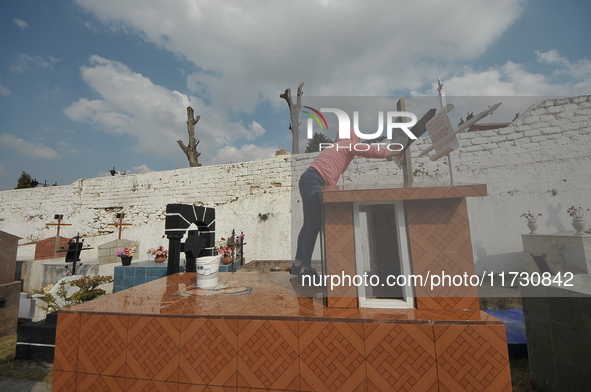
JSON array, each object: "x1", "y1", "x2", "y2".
[{"x1": 1, "y1": 96, "x2": 590, "y2": 275}]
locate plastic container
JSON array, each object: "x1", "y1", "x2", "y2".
[{"x1": 196, "y1": 255, "x2": 222, "y2": 289}]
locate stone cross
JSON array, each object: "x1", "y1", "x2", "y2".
[
  {"x1": 45, "y1": 214, "x2": 71, "y2": 237},
  {"x1": 107, "y1": 213, "x2": 132, "y2": 240}
]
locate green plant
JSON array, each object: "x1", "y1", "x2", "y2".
[
  {"x1": 15, "y1": 171, "x2": 33, "y2": 189},
  {"x1": 35, "y1": 275, "x2": 113, "y2": 313}
]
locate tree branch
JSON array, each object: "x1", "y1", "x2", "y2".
[
  {"x1": 280, "y1": 81, "x2": 304, "y2": 154},
  {"x1": 177, "y1": 106, "x2": 202, "y2": 167}
]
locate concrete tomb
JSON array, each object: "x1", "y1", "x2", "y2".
[
  {"x1": 522, "y1": 233, "x2": 591, "y2": 275},
  {"x1": 0, "y1": 230, "x2": 21, "y2": 337}
]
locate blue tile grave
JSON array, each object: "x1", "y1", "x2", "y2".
[{"x1": 113, "y1": 260, "x2": 167, "y2": 292}]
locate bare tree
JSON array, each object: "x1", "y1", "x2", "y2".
[
  {"x1": 280, "y1": 82, "x2": 304, "y2": 154},
  {"x1": 177, "y1": 106, "x2": 202, "y2": 167}
]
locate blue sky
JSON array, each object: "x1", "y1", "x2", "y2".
[{"x1": 0, "y1": 0, "x2": 589, "y2": 191}]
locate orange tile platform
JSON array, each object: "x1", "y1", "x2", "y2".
[{"x1": 53, "y1": 272, "x2": 512, "y2": 391}]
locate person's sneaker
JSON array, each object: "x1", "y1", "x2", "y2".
[
  {"x1": 290, "y1": 263, "x2": 302, "y2": 275},
  {"x1": 300, "y1": 268, "x2": 322, "y2": 286}
]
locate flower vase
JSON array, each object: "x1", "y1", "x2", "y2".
[
  {"x1": 222, "y1": 254, "x2": 233, "y2": 265},
  {"x1": 572, "y1": 219, "x2": 587, "y2": 235},
  {"x1": 154, "y1": 255, "x2": 167, "y2": 263},
  {"x1": 121, "y1": 256, "x2": 132, "y2": 266},
  {"x1": 527, "y1": 221, "x2": 538, "y2": 234}
]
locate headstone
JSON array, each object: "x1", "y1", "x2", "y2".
[
  {"x1": 0, "y1": 230, "x2": 22, "y2": 336},
  {"x1": 165, "y1": 204, "x2": 215, "y2": 275},
  {"x1": 97, "y1": 239, "x2": 140, "y2": 265}
]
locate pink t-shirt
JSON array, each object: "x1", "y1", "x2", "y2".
[{"x1": 310, "y1": 137, "x2": 392, "y2": 185}]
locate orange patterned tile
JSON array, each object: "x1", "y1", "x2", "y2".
[
  {"x1": 324, "y1": 307, "x2": 363, "y2": 320},
  {"x1": 52, "y1": 370, "x2": 77, "y2": 392},
  {"x1": 352, "y1": 188, "x2": 421, "y2": 201},
  {"x1": 240, "y1": 294, "x2": 300, "y2": 318},
  {"x1": 326, "y1": 296, "x2": 358, "y2": 308},
  {"x1": 325, "y1": 251, "x2": 356, "y2": 276},
  {"x1": 124, "y1": 378, "x2": 179, "y2": 391},
  {"x1": 78, "y1": 314, "x2": 128, "y2": 377},
  {"x1": 418, "y1": 310, "x2": 501, "y2": 323},
  {"x1": 354, "y1": 189, "x2": 396, "y2": 201},
  {"x1": 324, "y1": 203, "x2": 354, "y2": 253},
  {"x1": 359, "y1": 308, "x2": 423, "y2": 322},
  {"x1": 325, "y1": 251, "x2": 358, "y2": 307},
  {"x1": 126, "y1": 316, "x2": 181, "y2": 382},
  {"x1": 364, "y1": 324, "x2": 437, "y2": 392},
  {"x1": 237, "y1": 319, "x2": 299, "y2": 390},
  {"x1": 180, "y1": 385, "x2": 237, "y2": 392},
  {"x1": 299, "y1": 321, "x2": 366, "y2": 392},
  {"x1": 434, "y1": 325, "x2": 512, "y2": 391},
  {"x1": 323, "y1": 191, "x2": 355, "y2": 203},
  {"x1": 406, "y1": 198, "x2": 473, "y2": 253},
  {"x1": 416, "y1": 296, "x2": 480, "y2": 311},
  {"x1": 410, "y1": 251, "x2": 479, "y2": 310},
  {"x1": 448, "y1": 185, "x2": 487, "y2": 198},
  {"x1": 418, "y1": 186, "x2": 465, "y2": 199},
  {"x1": 411, "y1": 251, "x2": 475, "y2": 276},
  {"x1": 179, "y1": 318, "x2": 238, "y2": 387},
  {"x1": 389, "y1": 187, "x2": 421, "y2": 200},
  {"x1": 54, "y1": 312, "x2": 80, "y2": 372},
  {"x1": 76, "y1": 373, "x2": 126, "y2": 391}
]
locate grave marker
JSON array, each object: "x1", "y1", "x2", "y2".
[
  {"x1": 45, "y1": 214, "x2": 71, "y2": 237},
  {"x1": 107, "y1": 213, "x2": 132, "y2": 240}
]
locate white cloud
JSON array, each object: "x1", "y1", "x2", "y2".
[
  {"x1": 98, "y1": 164, "x2": 152, "y2": 177},
  {"x1": 0, "y1": 134, "x2": 62, "y2": 159},
  {"x1": 9, "y1": 54, "x2": 59, "y2": 73},
  {"x1": 127, "y1": 164, "x2": 152, "y2": 174},
  {"x1": 209, "y1": 144, "x2": 277, "y2": 165},
  {"x1": 536, "y1": 49, "x2": 591, "y2": 80},
  {"x1": 13, "y1": 19, "x2": 29, "y2": 29},
  {"x1": 415, "y1": 50, "x2": 591, "y2": 97},
  {"x1": 0, "y1": 78, "x2": 10, "y2": 96},
  {"x1": 249, "y1": 121, "x2": 265, "y2": 138},
  {"x1": 73, "y1": 0, "x2": 525, "y2": 113},
  {"x1": 58, "y1": 141, "x2": 80, "y2": 155},
  {"x1": 64, "y1": 56, "x2": 262, "y2": 164}
]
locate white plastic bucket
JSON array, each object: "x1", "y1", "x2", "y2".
[{"x1": 196, "y1": 255, "x2": 222, "y2": 289}]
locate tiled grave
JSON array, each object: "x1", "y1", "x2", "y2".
[
  {"x1": 54, "y1": 183, "x2": 512, "y2": 391},
  {"x1": 113, "y1": 260, "x2": 167, "y2": 293},
  {"x1": 54, "y1": 272, "x2": 511, "y2": 392},
  {"x1": 219, "y1": 258, "x2": 242, "y2": 272}
]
